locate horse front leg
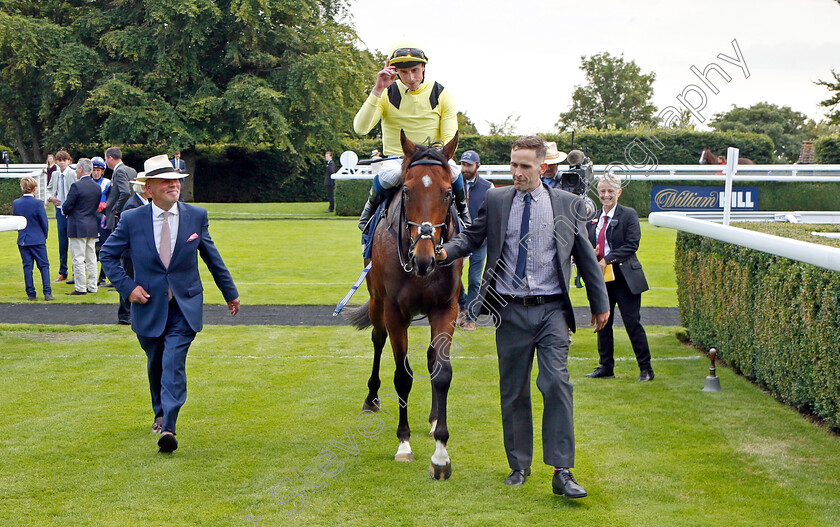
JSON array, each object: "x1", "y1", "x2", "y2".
[
  {"x1": 363, "y1": 296, "x2": 387, "y2": 412},
  {"x1": 426, "y1": 303, "x2": 458, "y2": 480},
  {"x1": 384, "y1": 302, "x2": 413, "y2": 461}
]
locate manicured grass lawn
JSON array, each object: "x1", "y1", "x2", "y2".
[
  {"x1": 1, "y1": 202, "x2": 678, "y2": 307},
  {"x1": 2, "y1": 323, "x2": 838, "y2": 526}
]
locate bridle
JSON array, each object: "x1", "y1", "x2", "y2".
[{"x1": 394, "y1": 157, "x2": 455, "y2": 273}]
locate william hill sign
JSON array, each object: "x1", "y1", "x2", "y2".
[{"x1": 651, "y1": 186, "x2": 759, "y2": 212}]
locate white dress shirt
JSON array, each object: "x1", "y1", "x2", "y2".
[
  {"x1": 596, "y1": 207, "x2": 616, "y2": 259},
  {"x1": 151, "y1": 201, "x2": 179, "y2": 261}
]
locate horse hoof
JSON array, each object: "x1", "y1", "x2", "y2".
[
  {"x1": 395, "y1": 453, "x2": 414, "y2": 462},
  {"x1": 362, "y1": 400, "x2": 379, "y2": 412},
  {"x1": 429, "y1": 462, "x2": 452, "y2": 480}
]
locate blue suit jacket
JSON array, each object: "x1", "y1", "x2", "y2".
[
  {"x1": 172, "y1": 158, "x2": 186, "y2": 173},
  {"x1": 466, "y1": 175, "x2": 492, "y2": 220},
  {"x1": 99, "y1": 202, "x2": 238, "y2": 337},
  {"x1": 62, "y1": 176, "x2": 102, "y2": 238},
  {"x1": 12, "y1": 195, "x2": 49, "y2": 246}
]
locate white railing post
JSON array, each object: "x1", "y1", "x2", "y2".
[{"x1": 723, "y1": 147, "x2": 739, "y2": 226}]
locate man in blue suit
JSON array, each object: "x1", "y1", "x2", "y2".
[
  {"x1": 100, "y1": 154, "x2": 240, "y2": 453},
  {"x1": 13, "y1": 177, "x2": 53, "y2": 301},
  {"x1": 171, "y1": 151, "x2": 186, "y2": 173},
  {"x1": 62, "y1": 158, "x2": 104, "y2": 295}
]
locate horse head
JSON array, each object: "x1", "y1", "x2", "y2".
[
  {"x1": 699, "y1": 147, "x2": 716, "y2": 165},
  {"x1": 399, "y1": 130, "x2": 459, "y2": 277}
]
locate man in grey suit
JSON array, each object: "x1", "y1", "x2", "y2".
[
  {"x1": 437, "y1": 136, "x2": 609, "y2": 498},
  {"x1": 104, "y1": 146, "x2": 136, "y2": 231}
]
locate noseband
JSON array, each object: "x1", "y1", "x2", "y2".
[{"x1": 397, "y1": 157, "x2": 454, "y2": 273}]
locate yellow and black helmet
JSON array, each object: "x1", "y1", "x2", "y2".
[{"x1": 388, "y1": 41, "x2": 428, "y2": 68}]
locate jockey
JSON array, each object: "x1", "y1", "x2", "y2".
[{"x1": 353, "y1": 41, "x2": 469, "y2": 232}]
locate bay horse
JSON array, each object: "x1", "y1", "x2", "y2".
[
  {"x1": 345, "y1": 131, "x2": 463, "y2": 480},
  {"x1": 699, "y1": 147, "x2": 755, "y2": 165}
]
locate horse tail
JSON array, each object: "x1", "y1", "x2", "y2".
[{"x1": 344, "y1": 301, "x2": 372, "y2": 330}]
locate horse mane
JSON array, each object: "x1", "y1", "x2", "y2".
[{"x1": 402, "y1": 140, "x2": 448, "y2": 180}]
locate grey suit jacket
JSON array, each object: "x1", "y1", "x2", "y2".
[
  {"x1": 442, "y1": 184, "x2": 609, "y2": 331},
  {"x1": 105, "y1": 162, "x2": 136, "y2": 230},
  {"x1": 46, "y1": 167, "x2": 78, "y2": 207}
]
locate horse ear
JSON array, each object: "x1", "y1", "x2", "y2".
[
  {"x1": 442, "y1": 131, "x2": 459, "y2": 161},
  {"x1": 400, "y1": 130, "x2": 416, "y2": 158}
]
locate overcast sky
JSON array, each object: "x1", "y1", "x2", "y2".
[{"x1": 345, "y1": 0, "x2": 840, "y2": 136}]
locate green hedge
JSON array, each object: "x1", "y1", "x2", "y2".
[
  {"x1": 450, "y1": 129, "x2": 774, "y2": 166},
  {"x1": 676, "y1": 227, "x2": 840, "y2": 431},
  {"x1": 815, "y1": 135, "x2": 840, "y2": 163},
  {"x1": 0, "y1": 147, "x2": 21, "y2": 214},
  {"x1": 0, "y1": 178, "x2": 21, "y2": 215}
]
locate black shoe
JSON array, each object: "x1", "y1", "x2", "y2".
[
  {"x1": 66, "y1": 279, "x2": 75, "y2": 285},
  {"x1": 158, "y1": 432, "x2": 178, "y2": 453},
  {"x1": 585, "y1": 367, "x2": 614, "y2": 379},
  {"x1": 553, "y1": 469, "x2": 587, "y2": 498},
  {"x1": 504, "y1": 468, "x2": 531, "y2": 486},
  {"x1": 638, "y1": 369, "x2": 655, "y2": 382},
  {"x1": 65, "y1": 290, "x2": 87, "y2": 296},
  {"x1": 324, "y1": 208, "x2": 334, "y2": 213},
  {"x1": 44, "y1": 294, "x2": 54, "y2": 301},
  {"x1": 27, "y1": 296, "x2": 37, "y2": 301},
  {"x1": 118, "y1": 319, "x2": 131, "y2": 325}
]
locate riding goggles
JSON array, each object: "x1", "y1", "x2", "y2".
[{"x1": 389, "y1": 47, "x2": 428, "y2": 66}]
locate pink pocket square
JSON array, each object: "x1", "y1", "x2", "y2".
[{"x1": 187, "y1": 232, "x2": 199, "y2": 242}]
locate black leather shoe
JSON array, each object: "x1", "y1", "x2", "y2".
[
  {"x1": 552, "y1": 469, "x2": 587, "y2": 498},
  {"x1": 638, "y1": 369, "x2": 655, "y2": 382},
  {"x1": 585, "y1": 367, "x2": 614, "y2": 379},
  {"x1": 504, "y1": 468, "x2": 531, "y2": 486},
  {"x1": 65, "y1": 290, "x2": 87, "y2": 296},
  {"x1": 158, "y1": 432, "x2": 178, "y2": 453},
  {"x1": 118, "y1": 319, "x2": 131, "y2": 325}
]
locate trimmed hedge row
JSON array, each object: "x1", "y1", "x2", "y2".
[
  {"x1": 341, "y1": 130, "x2": 774, "y2": 166},
  {"x1": 675, "y1": 227, "x2": 840, "y2": 431},
  {"x1": 0, "y1": 178, "x2": 21, "y2": 215}
]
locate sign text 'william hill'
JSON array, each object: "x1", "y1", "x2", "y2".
[{"x1": 650, "y1": 186, "x2": 759, "y2": 212}]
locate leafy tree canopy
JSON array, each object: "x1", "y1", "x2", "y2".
[
  {"x1": 709, "y1": 102, "x2": 812, "y2": 162},
  {"x1": 0, "y1": 0, "x2": 378, "y2": 162},
  {"x1": 457, "y1": 111, "x2": 477, "y2": 135},
  {"x1": 816, "y1": 69, "x2": 840, "y2": 126},
  {"x1": 557, "y1": 52, "x2": 656, "y2": 131}
]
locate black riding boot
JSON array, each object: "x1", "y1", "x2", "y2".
[
  {"x1": 455, "y1": 187, "x2": 471, "y2": 228},
  {"x1": 358, "y1": 188, "x2": 382, "y2": 232}
]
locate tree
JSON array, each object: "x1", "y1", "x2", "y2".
[
  {"x1": 457, "y1": 111, "x2": 478, "y2": 135},
  {"x1": 486, "y1": 114, "x2": 520, "y2": 136},
  {"x1": 709, "y1": 102, "x2": 812, "y2": 162},
  {"x1": 0, "y1": 0, "x2": 379, "y2": 163},
  {"x1": 557, "y1": 52, "x2": 656, "y2": 130},
  {"x1": 816, "y1": 69, "x2": 840, "y2": 125}
]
